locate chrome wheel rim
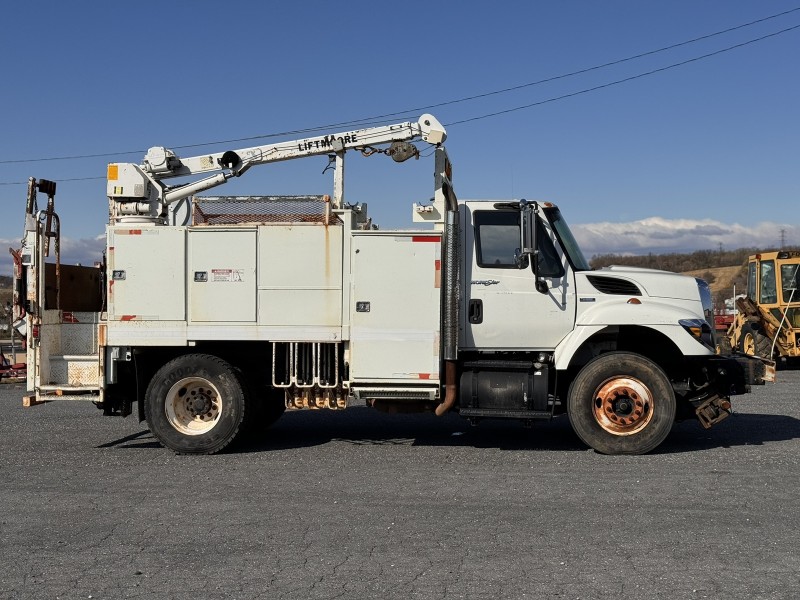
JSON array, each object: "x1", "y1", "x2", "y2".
[
  {"x1": 165, "y1": 377, "x2": 223, "y2": 435},
  {"x1": 592, "y1": 377, "x2": 654, "y2": 436},
  {"x1": 742, "y1": 333, "x2": 756, "y2": 356}
]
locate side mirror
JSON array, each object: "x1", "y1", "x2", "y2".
[{"x1": 519, "y1": 199, "x2": 548, "y2": 294}]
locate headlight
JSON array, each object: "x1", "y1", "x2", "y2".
[
  {"x1": 695, "y1": 278, "x2": 715, "y2": 324},
  {"x1": 679, "y1": 318, "x2": 715, "y2": 349},
  {"x1": 694, "y1": 278, "x2": 717, "y2": 346}
]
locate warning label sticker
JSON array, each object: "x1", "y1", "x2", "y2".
[{"x1": 211, "y1": 269, "x2": 244, "y2": 282}]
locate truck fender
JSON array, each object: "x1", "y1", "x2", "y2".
[
  {"x1": 576, "y1": 297, "x2": 702, "y2": 328},
  {"x1": 555, "y1": 300, "x2": 714, "y2": 370},
  {"x1": 554, "y1": 325, "x2": 605, "y2": 370},
  {"x1": 556, "y1": 323, "x2": 711, "y2": 370}
]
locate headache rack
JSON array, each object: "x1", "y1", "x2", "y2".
[{"x1": 191, "y1": 195, "x2": 341, "y2": 226}]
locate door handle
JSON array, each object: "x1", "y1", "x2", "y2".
[{"x1": 468, "y1": 299, "x2": 483, "y2": 324}]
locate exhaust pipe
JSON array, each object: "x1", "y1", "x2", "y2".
[{"x1": 435, "y1": 360, "x2": 457, "y2": 416}]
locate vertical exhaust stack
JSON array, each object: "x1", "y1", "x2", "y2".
[
  {"x1": 442, "y1": 209, "x2": 459, "y2": 362},
  {"x1": 436, "y1": 148, "x2": 460, "y2": 416}
]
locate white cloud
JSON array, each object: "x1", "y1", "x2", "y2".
[
  {"x1": 572, "y1": 218, "x2": 798, "y2": 257},
  {"x1": 1, "y1": 238, "x2": 23, "y2": 277},
  {"x1": 58, "y1": 234, "x2": 106, "y2": 267},
  {"x1": 1, "y1": 234, "x2": 105, "y2": 277}
]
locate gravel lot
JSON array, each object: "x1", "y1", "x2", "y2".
[{"x1": 1, "y1": 369, "x2": 798, "y2": 600}]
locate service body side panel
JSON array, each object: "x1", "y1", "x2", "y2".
[
  {"x1": 349, "y1": 232, "x2": 442, "y2": 382},
  {"x1": 257, "y1": 224, "x2": 344, "y2": 333},
  {"x1": 108, "y1": 226, "x2": 186, "y2": 321},
  {"x1": 188, "y1": 229, "x2": 257, "y2": 323}
]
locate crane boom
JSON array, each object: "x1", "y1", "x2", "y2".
[{"x1": 106, "y1": 114, "x2": 446, "y2": 223}]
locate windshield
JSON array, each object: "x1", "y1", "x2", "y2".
[{"x1": 543, "y1": 206, "x2": 592, "y2": 271}]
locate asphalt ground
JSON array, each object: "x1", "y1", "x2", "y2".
[{"x1": 1, "y1": 369, "x2": 798, "y2": 600}]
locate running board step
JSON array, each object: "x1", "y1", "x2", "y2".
[
  {"x1": 352, "y1": 387, "x2": 439, "y2": 402},
  {"x1": 458, "y1": 408, "x2": 552, "y2": 420},
  {"x1": 39, "y1": 384, "x2": 100, "y2": 394},
  {"x1": 48, "y1": 354, "x2": 100, "y2": 387},
  {"x1": 24, "y1": 390, "x2": 100, "y2": 406}
]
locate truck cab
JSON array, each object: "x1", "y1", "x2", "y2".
[{"x1": 456, "y1": 199, "x2": 773, "y2": 453}]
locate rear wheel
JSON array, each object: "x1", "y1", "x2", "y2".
[
  {"x1": 739, "y1": 323, "x2": 772, "y2": 359},
  {"x1": 145, "y1": 354, "x2": 247, "y2": 454},
  {"x1": 568, "y1": 352, "x2": 676, "y2": 455}
]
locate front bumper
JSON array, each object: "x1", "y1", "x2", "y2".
[
  {"x1": 707, "y1": 353, "x2": 776, "y2": 394},
  {"x1": 686, "y1": 353, "x2": 775, "y2": 429}
]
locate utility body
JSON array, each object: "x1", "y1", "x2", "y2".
[{"x1": 13, "y1": 114, "x2": 774, "y2": 455}]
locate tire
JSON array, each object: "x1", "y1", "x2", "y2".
[
  {"x1": 567, "y1": 352, "x2": 676, "y2": 455},
  {"x1": 144, "y1": 354, "x2": 248, "y2": 454},
  {"x1": 738, "y1": 323, "x2": 772, "y2": 359}
]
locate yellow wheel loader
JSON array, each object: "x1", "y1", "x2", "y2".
[{"x1": 727, "y1": 251, "x2": 800, "y2": 361}]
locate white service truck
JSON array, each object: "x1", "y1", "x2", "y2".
[{"x1": 12, "y1": 114, "x2": 773, "y2": 455}]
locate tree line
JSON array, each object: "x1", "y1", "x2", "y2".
[{"x1": 588, "y1": 247, "x2": 775, "y2": 272}]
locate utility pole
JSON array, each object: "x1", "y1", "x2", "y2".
[{"x1": 780, "y1": 228, "x2": 787, "y2": 249}]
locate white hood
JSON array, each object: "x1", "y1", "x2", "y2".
[{"x1": 594, "y1": 265, "x2": 700, "y2": 301}]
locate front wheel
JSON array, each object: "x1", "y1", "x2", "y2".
[
  {"x1": 567, "y1": 352, "x2": 676, "y2": 455},
  {"x1": 144, "y1": 354, "x2": 248, "y2": 454}
]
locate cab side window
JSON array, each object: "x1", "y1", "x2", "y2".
[
  {"x1": 781, "y1": 264, "x2": 800, "y2": 303},
  {"x1": 474, "y1": 210, "x2": 565, "y2": 277},
  {"x1": 475, "y1": 211, "x2": 520, "y2": 268},
  {"x1": 759, "y1": 260, "x2": 777, "y2": 304},
  {"x1": 747, "y1": 262, "x2": 757, "y2": 302}
]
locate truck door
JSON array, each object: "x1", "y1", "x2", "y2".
[{"x1": 461, "y1": 203, "x2": 576, "y2": 350}]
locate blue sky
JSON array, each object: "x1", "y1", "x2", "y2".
[{"x1": 2, "y1": 1, "x2": 799, "y2": 273}]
